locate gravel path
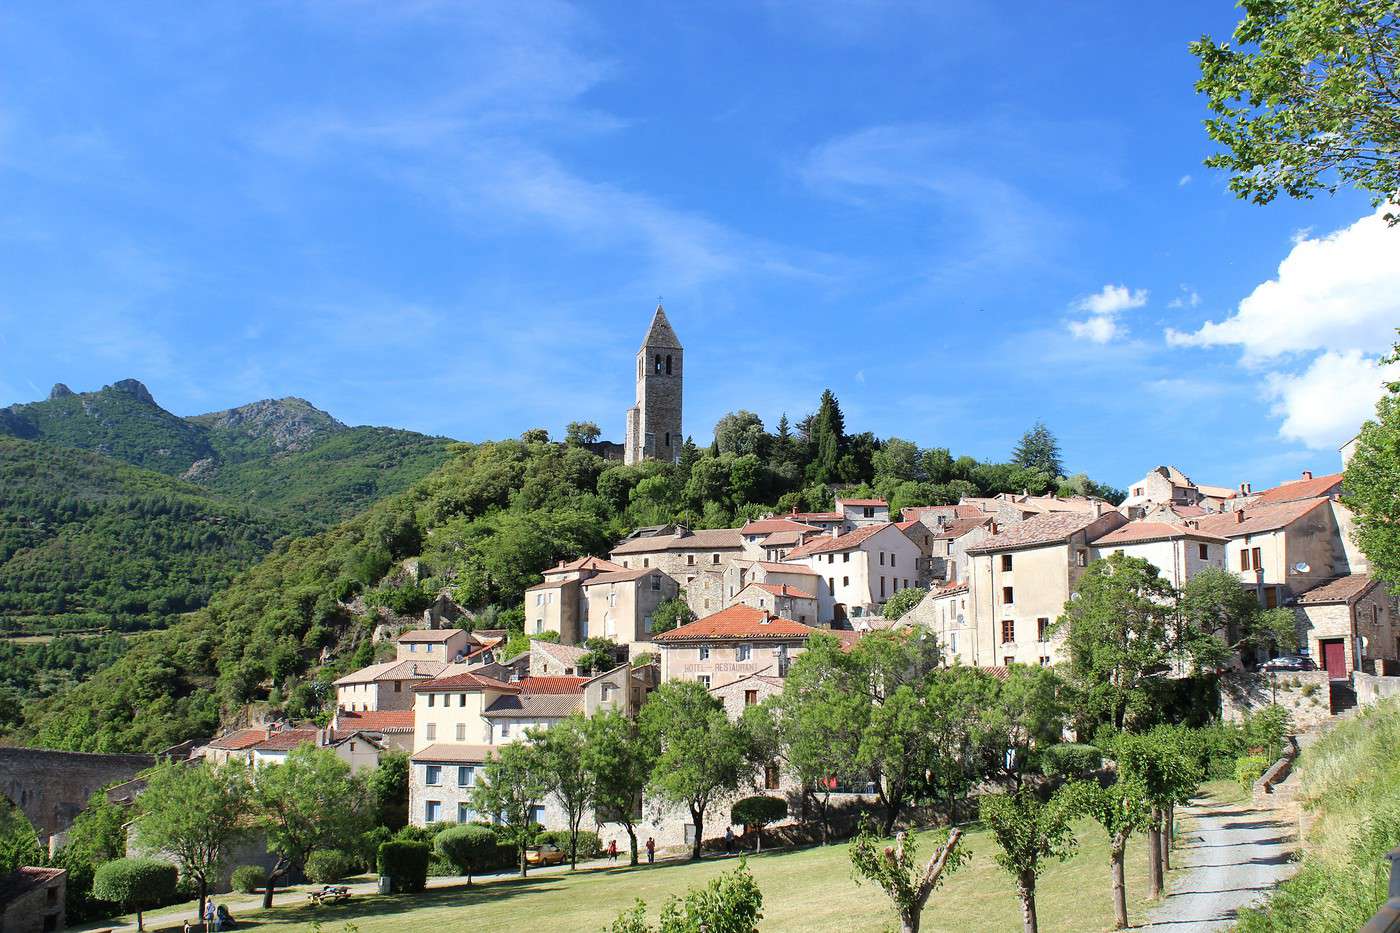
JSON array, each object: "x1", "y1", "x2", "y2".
[{"x1": 1141, "y1": 792, "x2": 1297, "y2": 930}]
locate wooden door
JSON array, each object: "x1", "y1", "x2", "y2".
[{"x1": 1322, "y1": 639, "x2": 1347, "y2": 680}]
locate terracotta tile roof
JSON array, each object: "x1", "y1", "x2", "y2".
[
  {"x1": 1170, "y1": 505, "x2": 1208, "y2": 517},
  {"x1": 610, "y1": 528, "x2": 744, "y2": 555},
  {"x1": 333, "y1": 709, "x2": 414, "y2": 733},
  {"x1": 1297, "y1": 573, "x2": 1379, "y2": 605},
  {"x1": 1252, "y1": 472, "x2": 1344, "y2": 505},
  {"x1": 755, "y1": 530, "x2": 810, "y2": 547},
  {"x1": 831, "y1": 630, "x2": 863, "y2": 651},
  {"x1": 930, "y1": 517, "x2": 993, "y2": 540},
  {"x1": 514, "y1": 676, "x2": 588, "y2": 694},
  {"x1": 414, "y1": 672, "x2": 521, "y2": 693},
  {"x1": 333, "y1": 659, "x2": 446, "y2": 685},
  {"x1": 966, "y1": 512, "x2": 1115, "y2": 554},
  {"x1": 1191, "y1": 497, "x2": 1330, "y2": 537},
  {"x1": 740, "y1": 518, "x2": 821, "y2": 536},
  {"x1": 1195, "y1": 484, "x2": 1239, "y2": 500},
  {"x1": 398, "y1": 629, "x2": 463, "y2": 643},
  {"x1": 790, "y1": 511, "x2": 845, "y2": 522},
  {"x1": 525, "y1": 579, "x2": 567, "y2": 592},
  {"x1": 411, "y1": 743, "x2": 498, "y2": 763},
  {"x1": 251, "y1": 728, "x2": 319, "y2": 752},
  {"x1": 545, "y1": 556, "x2": 627, "y2": 575},
  {"x1": 532, "y1": 641, "x2": 590, "y2": 664},
  {"x1": 750, "y1": 582, "x2": 816, "y2": 600},
  {"x1": 786, "y1": 522, "x2": 891, "y2": 559},
  {"x1": 755, "y1": 561, "x2": 818, "y2": 575},
  {"x1": 0, "y1": 867, "x2": 66, "y2": 901},
  {"x1": 930, "y1": 581, "x2": 969, "y2": 597},
  {"x1": 1091, "y1": 521, "x2": 1228, "y2": 546},
  {"x1": 652, "y1": 605, "x2": 818, "y2": 642},
  {"x1": 839, "y1": 498, "x2": 888, "y2": 507},
  {"x1": 583, "y1": 567, "x2": 662, "y2": 585},
  {"x1": 207, "y1": 727, "x2": 268, "y2": 751},
  {"x1": 484, "y1": 693, "x2": 584, "y2": 718}
]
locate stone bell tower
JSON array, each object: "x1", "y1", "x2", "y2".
[{"x1": 624, "y1": 305, "x2": 683, "y2": 465}]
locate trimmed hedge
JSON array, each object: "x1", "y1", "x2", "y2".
[
  {"x1": 306, "y1": 849, "x2": 358, "y2": 884},
  {"x1": 435, "y1": 825, "x2": 499, "y2": 880},
  {"x1": 230, "y1": 865, "x2": 267, "y2": 894},
  {"x1": 536, "y1": 829, "x2": 602, "y2": 860},
  {"x1": 378, "y1": 840, "x2": 431, "y2": 893},
  {"x1": 1041, "y1": 743, "x2": 1103, "y2": 778}
]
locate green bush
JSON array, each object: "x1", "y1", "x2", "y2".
[
  {"x1": 305, "y1": 848, "x2": 358, "y2": 884},
  {"x1": 1040, "y1": 742, "x2": 1103, "y2": 778},
  {"x1": 91, "y1": 858, "x2": 179, "y2": 928},
  {"x1": 230, "y1": 865, "x2": 267, "y2": 894},
  {"x1": 435, "y1": 824, "x2": 500, "y2": 880},
  {"x1": 1236, "y1": 755, "x2": 1271, "y2": 791},
  {"x1": 534, "y1": 829, "x2": 602, "y2": 860},
  {"x1": 1242, "y1": 704, "x2": 1292, "y2": 759},
  {"x1": 377, "y1": 840, "x2": 431, "y2": 893}
]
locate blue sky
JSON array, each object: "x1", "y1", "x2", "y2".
[{"x1": 2, "y1": 1, "x2": 1397, "y2": 490}]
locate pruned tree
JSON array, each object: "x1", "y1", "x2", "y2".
[
  {"x1": 608, "y1": 857, "x2": 763, "y2": 932},
  {"x1": 470, "y1": 741, "x2": 549, "y2": 877},
  {"x1": 434, "y1": 824, "x2": 497, "y2": 884},
  {"x1": 730, "y1": 796, "x2": 787, "y2": 852},
  {"x1": 848, "y1": 824, "x2": 968, "y2": 933},
  {"x1": 530, "y1": 713, "x2": 595, "y2": 869},
  {"x1": 91, "y1": 858, "x2": 178, "y2": 932},
  {"x1": 980, "y1": 789, "x2": 1078, "y2": 933},
  {"x1": 1113, "y1": 730, "x2": 1202, "y2": 899},
  {"x1": 584, "y1": 709, "x2": 655, "y2": 866},
  {"x1": 1060, "y1": 777, "x2": 1152, "y2": 929}
]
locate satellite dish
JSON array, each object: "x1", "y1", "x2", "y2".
[{"x1": 1294, "y1": 561, "x2": 1311, "y2": 574}]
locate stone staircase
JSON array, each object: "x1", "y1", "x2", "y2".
[{"x1": 1329, "y1": 681, "x2": 1358, "y2": 715}]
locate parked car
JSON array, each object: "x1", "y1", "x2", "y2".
[
  {"x1": 525, "y1": 843, "x2": 567, "y2": 867},
  {"x1": 1261, "y1": 654, "x2": 1318, "y2": 672}
]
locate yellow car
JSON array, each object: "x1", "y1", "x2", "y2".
[{"x1": 525, "y1": 843, "x2": 567, "y2": 867}]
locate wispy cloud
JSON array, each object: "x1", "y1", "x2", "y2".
[{"x1": 1066, "y1": 283, "x2": 1147, "y2": 343}]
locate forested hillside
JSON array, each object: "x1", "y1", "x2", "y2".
[{"x1": 19, "y1": 395, "x2": 1122, "y2": 752}]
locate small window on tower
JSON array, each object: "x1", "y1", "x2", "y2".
[
  {"x1": 666, "y1": 354, "x2": 673, "y2": 374},
  {"x1": 655, "y1": 354, "x2": 662, "y2": 372}
]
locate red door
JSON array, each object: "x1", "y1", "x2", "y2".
[{"x1": 1321, "y1": 639, "x2": 1348, "y2": 680}]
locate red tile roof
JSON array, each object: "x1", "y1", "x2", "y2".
[
  {"x1": 652, "y1": 605, "x2": 818, "y2": 642},
  {"x1": 790, "y1": 511, "x2": 845, "y2": 522},
  {"x1": 1297, "y1": 573, "x2": 1379, "y2": 605},
  {"x1": 611, "y1": 528, "x2": 744, "y2": 554},
  {"x1": 740, "y1": 518, "x2": 821, "y2": 535},
  {"x1": 333, "y1": 709, "x2": 414, "y2": 733},
  {"x1": 1091, "y1": 521, "x2": 1228, "y2": 546},
  {"x1": 411, "y1": 743, "x2": 498, "y2": 763},
  {"x1": 514, "y1": 676, "x2": 588, "y2": 694},
  {"x1": 582, "y1": 567, "x2": 658, "y2": 585},
  {"x1": 786, "y1": 522, "x2": 892, "y2": 559},
  {"x1": 398, "y1": 629, "x2": 463, "y2": 642},
  {"x1": 484, "y1": 693, "x2": 584, "y2": 718},
  {"x1": 930, "y1": 517, "x2": 994, "y2": 540},
  {"x1": 755, "y1": 560, "x2": 818, "y2": 575},
  {"x1": 839, "y1": 498, "x2": 888, "y2": 507},
  {"x1": 207, "y1": 727, "x2": 268, "y2": 751},
  {"x1": 546, "y1": 556, "x2": 627, "y2": 575},
  {"x1": 966, "y1": 512, "x2": 1119, "y2": 554},
  {"x1": 1191, "y1": 497, "x2": 1330, "y2": 537},
  {"x1": 414, "y1": 672, "x2": 520, "y2": 693},
  {"x1": 251, "y1": 728, "x2": 319, "y2": 752},
  {"x1": 1252, "y1": 472, "x2": 1344, "y2": 505},
  {"x1": 750, "y1": 582, "x2": 816, "y2": 599}
]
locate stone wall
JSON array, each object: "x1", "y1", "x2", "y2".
[
  {"x1": 1355, "y1": 671, "x2": 1400, "y2": 707},
  {"x1": 0, "y1": 747, "x2": 155, "y2": 841},
  {"x1": 1219, "y1": 671, "x2": 1333, "y2": 733}
]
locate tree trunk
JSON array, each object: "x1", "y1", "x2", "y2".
[
  {"x1": 691, "y1": 805, "x2": 704, "y2": 860},
  {"x1": 625, "y1": 823, "x2": 639, "y2": 866},
  {"x1": 1161, "y1": 805, "x2": 1174, "y2": 871},
  {"x1": 1110, "y1": 840, "x2": 1128, "y2": 930},
  {"x1": 263, "y1": 858, "x2": 289, "y2": 909},
  {"x1": 1147, "y1": 811, "x2": 1163, "y2": 899},
  {"x1": 756, "y1": 826, "x2": 762, "y2": 853},
  {"x1": 520, "y1": 844, "x2": 529, "y2": 878},
  {"x1": 136, "y1": 909, "x2": 144, "y2": 933},
  {"x1": 1018, "y1": 876, "x2": 1039, "y2": 933},
  {"x1": 900, "y1": 909, "x2": 920, "y2": 933},
  {"x1": 881, "y1": 785, "x2": 902, "y2": 835},
  {"x1": 196, "y1": 876, "x2": 207, "y2": 933}
]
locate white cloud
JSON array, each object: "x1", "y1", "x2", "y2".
[
  {"x1": 1066, "y1": 283, "x2": 1146, "y2": 343},
  {"x1": 1165, "y1": 208, "x2": 1400, "y2": 363},
  {"x1": 1167, "y1": 285, "x2": 1201, "y2": 309},
  {"x1": 1178, "y1": 174, "x2": 1192, "y2": 187},
  {"x1": 1267, "y1": 350, "x2": 1400, "y2": 449},
  {"x1": 1166, "y1": 207, "x2": 1400, "y2": 449}
]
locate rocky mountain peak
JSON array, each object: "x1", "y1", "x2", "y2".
[
  {"x1": 109, "y1": 379, "x2": 156, "y2": 405},
  {"x1": 195, "y1": 397, "x2": 347, "y2": 452},
  {"x1": 49, "y1": 383, "x2": 74, "y2": 400}
]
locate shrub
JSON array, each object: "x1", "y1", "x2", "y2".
[
  {"x1": 230, "y1": 865, "x2": 267, "y2": 894},
  {"x1": 1242, "y1": 704, "x2": 1292, "y2": 759},
  {"x1": 535, "y1": 829, "x2": 602, "y2": 860},
  {"x1": 305, "y1": 849, "x2": 358, "y2": 884},
  {"x1": 1040, "y1": 743, "x2": 1103, "y2": 779},
  {"x1": 1301, "y1": 681, "x2": 1320, "y2": 698},
  {"x1": 92, "y1": 858, "x2": 179, "y2": 930},
  {"x1": 377, "y1": 840, "x2": 431, "y2": 893},
  {"x1": 434, "y1": 825, "x2": 499, "y2": 882},
  {"x1": 1236, "y1": 755, "x2": 1271, "y2": 791}
]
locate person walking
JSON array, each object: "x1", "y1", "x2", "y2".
[
  {"x1": 724, "y1": 827, "x2": 734, "y2": 855},
  {"x1": 645, "y1": 836, "x2": 656, "y2": 864},
  {"x1": 204, "y1": 899, "x2": 218, "y2": 932},
  {"x1": 607, "y1": 838, "x2": 618, "y2": 862}
]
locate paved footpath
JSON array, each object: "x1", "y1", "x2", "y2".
[{"x1": 1141, "y1": 791, "x2": 1298, "y2": 930}]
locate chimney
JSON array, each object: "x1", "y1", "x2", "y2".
[
  {"x1": 1235, "y1": 510, "x2": 1245, "y2": 524},
  {"x1": 989, "y1": 521, "x2": 999, "y2": 536},
  {"x1": 1302, "y1": 470, "x2": 1313, "y2": 481}
]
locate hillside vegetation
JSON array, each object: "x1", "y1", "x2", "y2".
[{"x1": 19, "y1": 398, "x2": 1123, "y2": 753}]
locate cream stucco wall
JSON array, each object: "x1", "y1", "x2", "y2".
[
  {"x1": 1090, "y1": 536, "x2": 1224, "y2": 588},
  {"x1": 583, "y1": 571, "x2": 679, "y2": 647},
  {"x1": 659, "y1": 640, "x2": 802, "y2": 689},
  {"x1": 971, "y1": 544, "x2": 1072, "y2": 667},
  {"x1": 796, "y1": 525, "x2": 922, "y2": 620},
  {"x1": 413, "y1": 689, "x2": 493, "y2": 749}
]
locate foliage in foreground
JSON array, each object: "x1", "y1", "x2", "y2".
[{"x1": 607, "y1": 858, "x2": 763, "y2": 933}]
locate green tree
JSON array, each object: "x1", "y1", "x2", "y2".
[
  {"x1": 1053, "y1": 554, "x2": 1177, "y2": 731},
  {"x1": 367, "y1": 749, "x2": 409, "y2": 831},
  {"x1": 978, "y1": 665, "x2": 1065, "y2": 789},
  {"x1": 1061, "y1": 778, "x2": 1152, "y2": 929},
  {"x1": 471, "y1": 741, "x2": 549, "y2": 876},
  {"x1": 640, "y1": 681, "x2": 748, "y2": 860},
  {"x1": 714, "y1": 411, "x2": 767, "y2": 458},
  {"x1": 848, "y1": 824, "x2": 967, "y2": 933},
  {"x1": 577, "y1": 637, "x2": 621, "y2": 675},
  {"x1": 608, "y1": 857, "x2": 763, "y2": 933},
  {"x1": 730, "y1": 796, "x2": 787, "y2": 852},
  {"x1": 91, "y1": 858, "x2": 178, "y2": 932},
  {"x1": 434, "y1": 824, "x2": 497, "y2": 884},
  {"x1": 1114, "y1": 730, "x2": 1202, "y2": 899},
  {"x1": 806, "y1": 390, "x2": 847, "y2": 485},
  {"x1": 0, "y1": 800, "x2": 41, "y2": 874},
  {"x1": 1178, "y1": 566, "x2": 1298, "y2": 666},
  {"x1": 584, "y1": 709, "x2": 656, "y2": 866},
  {"x1": 134, "y1": 760, "x2": 250, "y2": 924},
  {"x1": 980, "y1": 789, "x2": 1078, "y2": 933},
  {"x1": 1011, "y1": 422, "x2": 1063, "y2": 478},
  {"x1": 1345, "y1": 346, "x2": 1400, "y2": 581},
  {"x1": 650, "y1": 596, "x2": 696, "y2": 635},
  {"x1": 1191, "y1": 0, "x2": 1400, "y2": 221},
  {"x1": 565, "y1": 421, "x2": 602, "y2": 445},
  {"x1": 882, "y1": 586, "x2": 926, "y2": 620},
  {"x1": 531, "y1": 713, "x2": 595, "y2": 869},
  {"x1": 250, "y1": 745, "x2": 371, "y2": 907}
]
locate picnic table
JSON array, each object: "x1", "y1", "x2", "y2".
[{"x1": 308, "y1": 885, "x2": 352, "y2": 906}]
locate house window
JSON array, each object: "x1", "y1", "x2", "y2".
[
  {"x1": 828, "y1": 554, "x2": 835, "y2": 564},
  {"x1": 1265, "y1": 588, "x2": 1278, "y2": 609},
  {"x1": 425, "y1": 800, "x2": 442, "y2": 823},
  {"x1": 1076, "y1": 550, "x2": 1088, "y2": 567},
  {"x1": 655, "y1": 354, "x2": 662, "y2": 372},
  {"x1": 428, "y1": 694, "x2": 436, "y2": 708},
  {"x1": 652, "y1": 576, "x2": 661, "y2": 591},
  {"x1": 459, "y1": 694, "x2": 468, "y2": 707},
  {"x1": 426, "y1": 765, "x2": 442, "y2": 786},
  {"x1": 1198, "y1": 543, "x2": 1209, "y2": 560},
  {"x1": 712, "y1": 553, "x2": 721, "y2": 565},
  {"x1": 409, "y1": 643, "x2": 417, "y2": 653},
  {"x1": 764, "y1": 762, "x2": 780, "y2": 789},
  {"x1": 425, "y1": 723, "x2": 437, "y2": 741},
  {"x1": 744, "y1": 690, "x2": 759, "y2": 706},
  {"x1": 500, "y1": 721, "x2": 511, "y2": 738},
  {"x1": 1002, "y1": 586, "x2": 1014, "y2": 605},
  {"x1": 643, "y1": 615, "x2": 653, "y2": 633},
  {"x1": 664, "y1": 432, "x2": 670, "y2": 447},
  {"x1": 737, "y1": 644, "x2": 752, "y2": 662},
  {"x1": 1240, "y1": 549, "x2": 1251, "y2": 571},
  {"x1": 1001, "y1": 620, "x2": 1015, "y2": 644},
  {"x1": 643, "y1": 558, "x2": 649, "y2": 567},
  {"x1": 688, "y1": 554, "x2": 696, "y2": 566},
  {"x1": 892, "y1": 554, "x2": 897, "y2": 568},
  {"x1": 1004, "y1": 656, "x2": 1015, "y2": 667},
  {"x1": 950, "y1": 631, "x2": 959, "y2": 653},
  {"x1": 457, "y1": 802, "x2": 473, "y2": 823},
  {"x1": 1252, "y1": 547, "x2": 1262, "y2": 570},
  {"x1": 394, "y1": 681, "x2": 402, "y2": 693},
  {"x1": 1039, "y1": 656, "x2": 1052, "y2": 667},
  {"x1": 880, "y1": 553, "x2": 886, "y2": 566},
  {"x1": 842, "y1": 576, "x2": 849, "y2": 587},
  {"x1": 1037, "y1": 618, "x2": 1049, "y2": 642},
  {"x1": 666, "y1": 354, "x2": 673, "y2": 374},
  {"x1": 458, "y1": 766, "x2": 474, "y2": 787},
  {"x1": 828, "y1": 577, "x2": 835, "y2": 592},
  {"x1": 529, "y1": 805, "x2": 546, "y2": 825},
  {"x1": 699, "y1": 646, "x2": 711, "y2": 660},
  {"x1": 880, "y1": 576, "x2": 886, "y2": 597},
  {"x1": 456, "y1": 723, "x2": 466, "y2": 742},
  {"x1": 1001, "y1": 554, "x2": 1013, "y2": 572},
  {"x1": 698, "y1": 675, "x2": 711, "y2": 688},
  {"x1": 843, "y1": 552, "x2": 850, "y2": 563},
  {"x1": 863, "y1": 506, "x2": 875, "y2": 518}
]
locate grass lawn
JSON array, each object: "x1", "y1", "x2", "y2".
[{"x1": 158, "y1": 818, "x2": 1159, "y2": 933}]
